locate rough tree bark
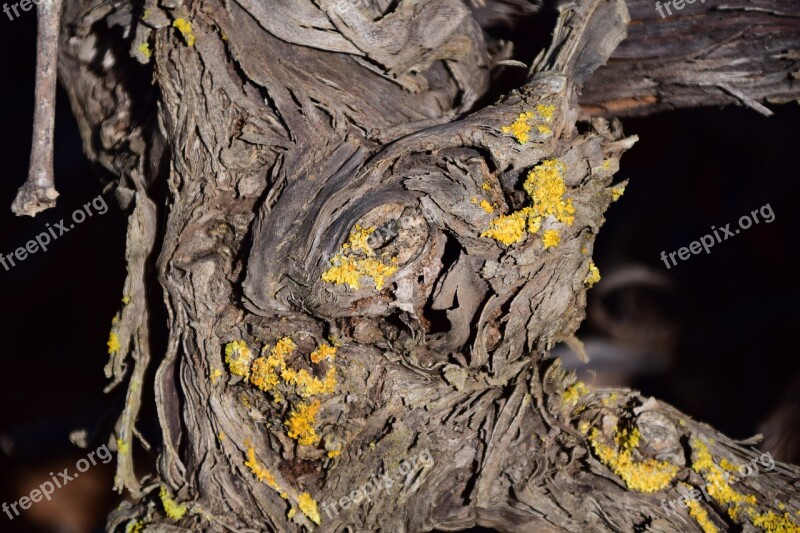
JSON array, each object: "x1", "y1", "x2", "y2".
[{"x1": 16, "y1": 0, "x2": 800, "y2": 531}]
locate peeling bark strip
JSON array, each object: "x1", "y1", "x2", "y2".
[
  {"x1": 581, "y1": 0, "x2": 800, "y2": 116},
  {"x1": 38, "y1": 0, "x2": 800, "y2": 531}
]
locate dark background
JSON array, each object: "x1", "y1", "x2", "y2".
[{"x1": 0, "y1": 9, "x2": 798, "y2": 533}]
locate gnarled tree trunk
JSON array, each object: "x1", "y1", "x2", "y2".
[{"x1": 19, "y1": 0, "x2": 800, "y2": 530}]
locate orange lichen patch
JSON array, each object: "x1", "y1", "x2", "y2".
[
  {"x1": 310, "y1": 343, "x2": 336, "y2": 364},
  {"x1": 482, "y1": 159, "x2": 574, "y2": 248},
  {"x1": 244, "y1": 446, "x2": 281, "y2": 492},
  {"x1": 282, "y1": 367, "x2": 336, "y2": 398},
  {"x1": 248, "y1": 337, "x2": 296, "y2": 393},
  {"x1": 501, "y1": 112, "x2": 535, "y2": 144},
  {"x1": 589, "y1": 425, "x2": 679, "y2": 493},
  {"x1": 585, "y1": 261, "x2": 601, "y2": 287},
  {"x1": 285, "y1": 400, "x2": 322, "y2": 446},
  {"x1": 322, "y1": 224, "x2": 398, "y2": 290},
  {"x1": 298, "y1": 492, "x2": 321, "y2": 525},
  {"x1": 225, "y1": 340, "x2": 254, "y2": 379},
  {"x1": 691, "y1": 439, "x2": 799, "y2": 531}
]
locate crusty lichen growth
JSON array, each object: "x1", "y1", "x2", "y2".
[
  {"x1": 682, "y1": 483, "x2": 719, "y2": 533},
  {"x1": 107, "y1": 331, "x2": 121, "y2": 355},
  {"x1": 225, "y1": 340, "x2": 254, "y2": 379},
  {"x1": 585, "y1": 260, "x2": 601, "y2": 287},
  {"x1": 542, "y1": 229, "x2": 560, "y2": 249},
  {"x1": 611, "y1": 184, "x2": 626, "y2": 201},
  {"x1": 285, "y1": 400, "x2": 322, "y2": 446},
  {"x1": 249, "y1": 337, "x2": 296, "y2": 394},
  {"x1": 563, "y1": 381, "x2": 589, "y2": 408},
  {"x1": 322, "y1": 225, "x2": 398, "y2": 290},
  {"x1": 125, "y1": 520, "x2": 144, "y2": 533},
  {"x1": 244, "y1": 446, "x2": 281, "y2": 492},
  {"x1": 589, "y1": 424, "x2": 679, "y2": 493},
  {"x1": 159, "y1": 486, "x2": 187, "y2": 520},
  {"x1": 172, "y1": 18, "x2": 195, "y2": 47},
  {"x1": 310, "y1": 343, "x2": 336, "y2": 364},
  {"x1": 298, "y1": 492, "x2": 321, "y2": 525},
  {"x1": 691, "y1": 439, "x2": 800, "y2": 531},
  {"x1": 536, "y1": 103, "x2": 555, "y2": 123},
  {"x1": 481, "y1": 159, "x2": 574, "y2": 247},
  {"x1": 501, "y1": 111, "x2": 535, "y2": 144},
  {"x1": 687, "y1": 499, "x2": 718, "y2": 533},
  {"x1": 501, "y1": 106, "x2": 555, "y2": 144}
]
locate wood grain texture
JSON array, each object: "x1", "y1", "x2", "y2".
[{"x1": 45, "y1": 0, "x2": 800, "y2": 531}]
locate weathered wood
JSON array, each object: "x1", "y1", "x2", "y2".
[
  {"x1": 38, "y1": 0, "x2": 800, "y2": 531},
  {"x1": 581, "y1": 0, "x2": 800, "y2": 116}
]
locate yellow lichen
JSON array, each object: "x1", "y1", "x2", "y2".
[
  {"x1": 108, "y1": 331, "x2": 121, "y2": 355},
  {"x1": 310, "y1": 343, "x2": 336, "y2": 364},
  {"x1": 298, "y1": 492, "x2": 321, "y2": 525},
  {"x1": 210, "y1": 368, "x2": 223, "y2": 384},
  {"x1": 159, "y1": 486, "x2": 187, "y2": 520},
  {"x1": 117, "y1": 439, "x2": 129, "y2": 455},
  {"x1": 480, "y1": 209, "x2": 529, "y2": 245},
  {"x1": 287, "y1": 507, "x2": 297, "y2": 519},
  {"x1": 249, "y1": 339, "x2": 294, "y2": 394},
  {"x1": 282, "y1": 367, "x2": 337, "y2": 398},
  {"x1": 244, "y1": 447, "x2": 281, "y2": 491},
  {"x1": 585, "y1": 261, "x2": 601, "y2": 287},
  {"x1": 537, "y1": 124, "x2": 552, "y2": 135},
  {"x1": 589, "y1": 426, "x2": 679, "y2": 493},
  {"x1": 563, "y1": 381, "x2": 589, "y2": 407},
  {"x1": 687, "y1": 497, "x2": 718, "y2": 533},
  {"x1": 482, "y1": 159, "x2": 574, "y2": 248},
  {"x1": 225, "y1": 340, "x2": 254, "y2": 379},
  {"x1": 218, "y1": 431, "x2": 225, "y2": 441},
  {"x1": 501, "y1": 111, "x2": 535, "y2": 144},
  {"x1": 121, "y1": 295, "x2": 131, "y2": 305},
  {"x1": 327, "y1": 449, "x2": 341, "y2": 458},
  {"x1": 126, "y1": 520, "x2": 144, "y2": 533},
  {"x1": 482, "y1": 182, "x2": 491, "y2": 191},
  {"x1": 322, "y1": 224, "x2": 398, "y2": 290},
  {"x1": 137, "y1": 42, "x2": 151, "y2": 59},
  {"x1": 536, "y1": 103, "x2": 555, "y2": 123},
  {"x1": 611, "y1": 185, "x2": 626, "y2": 201},
  {"x1": 523, "y1": 159, "x2": 574, "y2": 225},
  {"x1": 285, "y1": 400, "x2": 322, "y2": 445},
  {"x1": 172, "y1": 18, "x2": 195, "y2": 47},
  {"x1": 690, "y1": 439, "x2": 799, "y2": 531},
  {"x1": 344, "y1": 224, "x2": 376, "y2": 257},
  {"x1": 542, "y1": 229, "x2": 560, "y2": 249},
  {"x1": 479, "y1": 199, "x2": 494, "y2": 213},
  {"x1": 322, "y1": 254, "x2": 397, "y2": 290}
]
